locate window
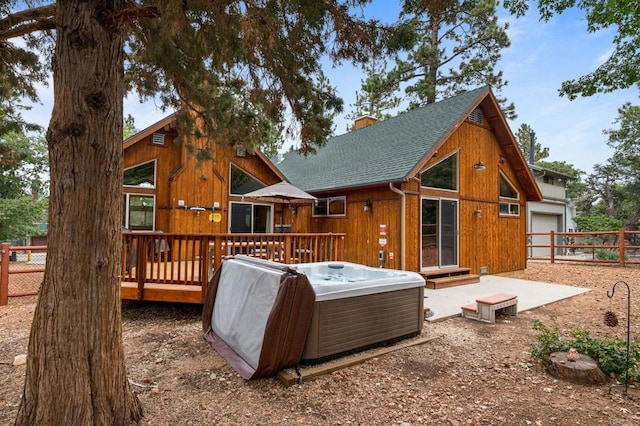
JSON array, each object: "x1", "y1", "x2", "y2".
[
  {"x1": 124, "y1": 160, "x2": 155, "y2": 188},
  {"x1": 229, "y1": 202, "x2": 272, "y2": 233},
  {"x1": 312, "y1": 197, "x2": 346, "y2": 217},
  {"x1": 421, "y1": 153, "x2": 458, "y2": 191},
  {"x1": 122, "y1": 194, "x2": 155, "y2": 230},
  {"x1": 230, "y1": 164, "x2": 265, "y2": 195},
  {"x1": 499, "y1": 173, "x2": 520, "y2": 217}
]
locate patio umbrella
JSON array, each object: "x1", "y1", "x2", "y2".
[{"x1": 242, "y1": 181, "x2": 316, "y2": 226}]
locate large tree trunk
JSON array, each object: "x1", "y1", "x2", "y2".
[{"x1": 16, "y1": 0, "x2": 142, "y2": 424}]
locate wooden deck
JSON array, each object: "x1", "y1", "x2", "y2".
[{"x1": 121, "y1": 232, "x2": 345, "y2": 303}]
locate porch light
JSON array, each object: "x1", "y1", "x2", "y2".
[
  {"x1": 474, "y1": 208, "x2": 482, "y2": 218},
  {"x1": 363, "y1": 200, "x2": 372, "y2": 212},
  {"x1": 474, "y1": 161, "x2": 486, "y2": 171}
]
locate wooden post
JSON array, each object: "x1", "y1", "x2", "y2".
[
  {"x1": 619, "y1": 228, "x2": 626, "y2": 268},
  {"x1": 284, "y1": 235, "x2": 292, "y2": 264},
  {"x1": 550, "y1": 230, "x2": 555, "y2": 264},
  {"x1": 200, "y1": 236, "x2": 210, "y2": 303},
  {"x1": 136, "y1": 235, "x2": 147, "y2": 300},
  {"x1": 0, "y1": 242, "x2": 9, "y2": 305}
]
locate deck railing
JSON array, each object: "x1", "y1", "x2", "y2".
[
  {"x1": 122, "y1": 232, "x2": 345, "y2": 302},
  {"x1": 526, "y1": 229, "x2": 640, "y2": 267},
  {"x1": 1, "y1": 233, "x2": 345, "y2": 305}
]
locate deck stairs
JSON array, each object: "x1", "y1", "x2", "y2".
[{"x1": 421, "y1": 268, "x2": 480, "y2": 289}]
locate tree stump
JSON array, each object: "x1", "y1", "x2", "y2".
[{"x1": 545, "y1": 351, "x2": 608, "y2": 385}]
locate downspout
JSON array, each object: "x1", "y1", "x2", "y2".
[{"x1": 389, "y1": 182, "x2": 406, "y2": 270}]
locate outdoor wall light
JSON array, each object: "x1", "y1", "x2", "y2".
[
  {"x1": 474, "y1": 208, "x2": 482, "y2": 218},
  {"x1": 363, "y1": 200, "x2": 372, "y2": 212},
  {"x1": 473, "y1": 161, "x2": 486, "y2": 171},
  {"x1": 291, "y1": 205, "x2": 298, "y2": 215}
]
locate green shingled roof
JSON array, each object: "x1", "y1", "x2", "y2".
[{"x1": 275, "y1": 86, "x2": 489, "y2": 193}]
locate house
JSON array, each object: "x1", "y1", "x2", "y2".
[
  {"x1": 123, "y1": 86, "x2": 542, "y2": 278},
  {"x1": 122, "y1": 114, "x2": 288, "y2": 236},
  {"x1": 275, "y1": 86, "x2": 542, "y2": 276},
  {"x1": 527, "y1": 164, "x2": 576, "y2": 257}
]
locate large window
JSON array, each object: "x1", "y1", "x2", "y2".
[
  {"x1": 124, "y1": 160, "x2": 155, "y2": 188},
  {"x1": 230, "y1": 164, "x2": 265, "y2": 195},
  {"x1": 122, "y1": 194, "x2": 155, "y2": 230},
  {"x1": 499, "y1": 173, "x2": 520, "y2": 216},
  {"x1": 312, "y1": 197, "x2": 346, "y2": 217},
  {"x1": 421, "y1": 153, "x2": 458, "y2": 191}
]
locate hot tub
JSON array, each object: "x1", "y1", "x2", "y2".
[{"x1": 292, "y1": 261, "x2": 425, "y2": 363}]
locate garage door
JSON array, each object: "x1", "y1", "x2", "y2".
[{"x1": 530, "y1": 213, "x2": 560, "y2": 258}]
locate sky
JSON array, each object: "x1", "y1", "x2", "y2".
[{"x1": 20, "y1": 1, "x2": 639, "y2": 175}]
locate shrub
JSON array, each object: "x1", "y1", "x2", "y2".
[
  {"x1": 595, "y1": 249, "x2": 621, "y2": 261},
  {"x1": 531, "y1": 319, "x2": 640, "y2": 382}
]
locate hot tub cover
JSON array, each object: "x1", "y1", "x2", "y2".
[{"x1": 202, "y1": 255, "x2": 316, "y2": 379}]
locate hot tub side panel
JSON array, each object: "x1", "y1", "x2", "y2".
[{"x1": 302, "y1": 287, "x2": 424, "y2": 362}]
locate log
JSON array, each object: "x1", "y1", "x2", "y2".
[{"x1": 545, "y1": 351, "x2": 608, "y2": 385}]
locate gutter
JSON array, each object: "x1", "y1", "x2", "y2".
[{"x1": 389, "y1": 182, "x2": 406, "y2": 270}]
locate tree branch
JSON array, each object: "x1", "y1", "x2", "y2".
[{"x1": 0, "y1": 5, "x2": 56, "y2": 40}]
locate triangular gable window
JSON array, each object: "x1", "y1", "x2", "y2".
[
  {"x1": 124, "y1": 160, "x2": 155, "y2": 188},
  {"x1": 230, "y1": 163, "x2": 265, "y2": 195},
  {"x1": 499, "y1": 173, "x2": 519, "y2": 199},
  {"x1": 499, "y1": 173, "x2": 520, "y2": 216},
  {"x1": 421, "y1": 152, "x2": 458, "y2": 191}
]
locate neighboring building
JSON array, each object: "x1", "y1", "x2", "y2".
[
  {"x1": 276, "y1": 86, "x2": 542, "y2": 275},
  {"x1": 527, "y1": 164, "x2": 576, "y2": 257}
]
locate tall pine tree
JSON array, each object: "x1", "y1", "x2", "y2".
[{"x1": 1, "y1": 2, "x2": 376, "y2": 423}]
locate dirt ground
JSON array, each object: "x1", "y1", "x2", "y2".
[{"x1": 2, "y1": 262, "x2": 640, "y2": 425}]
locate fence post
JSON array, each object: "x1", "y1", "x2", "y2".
[
  {"x1": 619, "y1": 228, "x2": 626, "y2": 268},
  {"x1": 550, "y1": 230, "x2": 555, "y2": 264},
  {"x1": 1, "y1": 242, "x2": 9, "y2": 305}
]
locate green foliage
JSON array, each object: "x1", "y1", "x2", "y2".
[
  {"x1": 371, "y1": 0, "x2": 514, "y2": 117},
  {"x1": 573, "y1": 215, "x2": 623, "y2": 232},
  {"x1": 515, "y1": 123, "x2": 549, "y2": 163},
  {"x1": 345, "y1": 54, "x2": 401, "y2": 129},
  {"x1": 531, "y1": 319, "x2": 640, "y2": 382},
  {"x1": 0, "y1": 130, "x2": 48, "y2": 241},
  {"x1": 595, "y1": 249, "x2": 623, "y2": 261},
  {"x1": 0, "y1": 197, "x2": 46, "y2": 241},
  {"x1": 504, "y1": 0, "x2": 640, "y2": 100},
  {"x1": 123, "y1": 114, "x2": 138, "y2": 140}
]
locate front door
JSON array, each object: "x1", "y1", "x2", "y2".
[{"x1": 421, "y1": 198, "x2": 458, "y2": 270}]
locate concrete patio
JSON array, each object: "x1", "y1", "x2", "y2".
[{"x1": 424, "y1": 275, "x2": 591, "y2": 322}]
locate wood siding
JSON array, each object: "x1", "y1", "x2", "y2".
[
  {"x1": 124, "y1": 129, "x2": 283, "y2": 235},
  {"x1": 295, "y1": 118, "x2": 529, "y2": 275}
]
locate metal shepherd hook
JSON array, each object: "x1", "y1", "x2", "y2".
[{"x1": 607, "y1": 280, "x2": 631, "y2": 395}]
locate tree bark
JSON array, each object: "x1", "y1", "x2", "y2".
[
  {"x1": 16, "y1": 0, "x2": 143, "y2": 424},
  {"x1": 545, "y1": 351, "x2": 608, "y2": 385}
]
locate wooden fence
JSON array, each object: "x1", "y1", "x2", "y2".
[
  {"x1": 1, "y1": 232, "x2": 345, "y2": 305},
  {"x1": 527, "y1": 229, "x2": 640, "y2": 267}
]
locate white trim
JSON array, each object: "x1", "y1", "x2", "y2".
[
  {"x1": 312, "y1": 196, "x2": 347, "y2": 217},
  {"x1": 420, "y1": 197, "x2": 459, "y2": 271},
  {"x1": 123, "y1": 159, "x2": 157, "y2": 189},
  {"x1": 122, "y1": 193, "x2": 156, "y2": 231}
]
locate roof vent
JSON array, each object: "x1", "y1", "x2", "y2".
[
  {"x1": 468, "y1": 108, "x2": 483, "y2": 124},
  {"x1": 152, "y1": 133, "x2": 165, "y2": 145}
]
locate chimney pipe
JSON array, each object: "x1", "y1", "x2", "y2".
[{"x1": 528, "y1": 130, "x2": 535, "y2": 165}]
